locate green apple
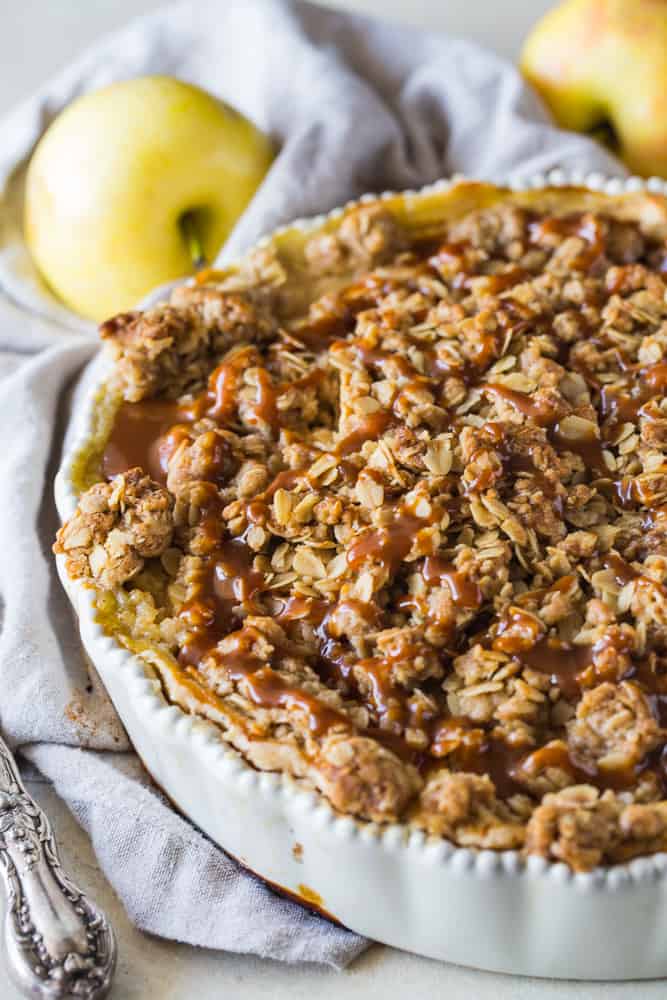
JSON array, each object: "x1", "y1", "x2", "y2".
[
  {"x1": 24, "y1": 76, "x2": 274, "y2": 321},
  {"x1": 521, "y1": 0, "x2": 667, "y2": 177}
]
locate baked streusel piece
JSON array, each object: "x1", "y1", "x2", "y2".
[{"x1": 56, "y1": 182, "x2": 667, "y2": 871}]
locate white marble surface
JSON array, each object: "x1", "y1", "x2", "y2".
[{"x1": 1, "y1": 2, "x2": 659, "y2": 998}]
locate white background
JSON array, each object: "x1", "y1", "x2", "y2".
[
  {"x1": 0, "y1": 0, "x2": 556, "y2": 113},
  {"x1": 1, "y1": 2, "x2": 661, "y2": 999}
]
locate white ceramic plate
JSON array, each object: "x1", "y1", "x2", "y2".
[{"x1": 55, "y1": 170, "x2": 667, "y2": 980}]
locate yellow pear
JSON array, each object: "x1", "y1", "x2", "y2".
[
  {"x1": 521, "y1": 0, "x2": 667, "y2": 177},
  {"x1": 24, "y1": 76, "x2": 274, "y2": 321}
]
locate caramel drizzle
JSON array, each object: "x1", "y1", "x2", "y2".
[
  {"x1": 483, "y1": 384, "x2": 563, "y2": 428},
  {"x1": 605, "y1": 553, "x2": 667, "y2": 602},
  {"x1": 178, "y1": 548, "x2": 352, "y2": 736},
  {"x1": 528, "y1": 212, "x2": 606, "y2": 272},
  {"x1": 347, "y1": 505, "x2": 435, "y2": 575},
  {"x1": 422, "y1": 556, "x2": 482, "y2": 609},
  {"x1": 101, "y1": 210, "x2": 667, "y2": 796},
  {"x1": 207, "y1": 630, "x2": 349, "y2": 737},
  {"x1": 177, "y1": 538, "x2": 265, "y2": 664},
  {"x1": 599, "y1": 360, "x2": 667, "y2": 437},
  {"x1": 336, "y1": 410, "x2": 396, "y2": 457},
  {"x1": 102, "y1": 245, "x2": 529, "y2": 491},
  {"x1": 513, "y1": 742, "x2": 646, "y2": 795},
  {"x1": 482, "y1": 384, "x2": 608, "y2": 475},
  {"x1": 104, "y1": 357, "x2": 329, "y2": 482},
  {"x1": 102, "y1": 399, "x2": 186, "y2": 484}
]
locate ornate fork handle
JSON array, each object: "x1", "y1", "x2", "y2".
[{"x1": 0, "y1": 736, "x2": 116, "y2": 998}]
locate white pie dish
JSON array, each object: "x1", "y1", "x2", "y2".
[{"x1": 54, "y1": 169, "x2": 667, "y2": 980}]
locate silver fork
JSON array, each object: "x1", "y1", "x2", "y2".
[{"x1": 0, "y1": 735, "x2": 116, "y2": 998}]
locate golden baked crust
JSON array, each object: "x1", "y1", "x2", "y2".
[{"x1": 56, "y1": 181, "x2": 667, "y2": 870}]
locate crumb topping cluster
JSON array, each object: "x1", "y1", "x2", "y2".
[{"x1": 55, "y1": 191, "x2": 667, "y2": 870}]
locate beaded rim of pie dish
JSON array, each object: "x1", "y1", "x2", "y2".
[{"x1": 54, "y1": 166, "x2": 667, "y2": 891}]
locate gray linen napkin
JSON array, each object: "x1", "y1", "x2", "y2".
[{"x1": 0, "y1": 0, "x2": 623, "y2": 967}]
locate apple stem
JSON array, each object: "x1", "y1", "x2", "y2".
[
  {"x1": 588, "y1": 119, "x2": 619, "y2": 154},
  {"x1": 180, "y1": 211, "x2": 207, "y2": 270}
]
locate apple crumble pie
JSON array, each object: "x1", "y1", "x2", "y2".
[{"x1": 55, "y1": 183, "x2": 667, "y2": 871}]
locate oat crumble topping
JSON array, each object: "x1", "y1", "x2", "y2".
[{"x1": 55, "y1": 187, "x2": 667, "y2": 870}]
